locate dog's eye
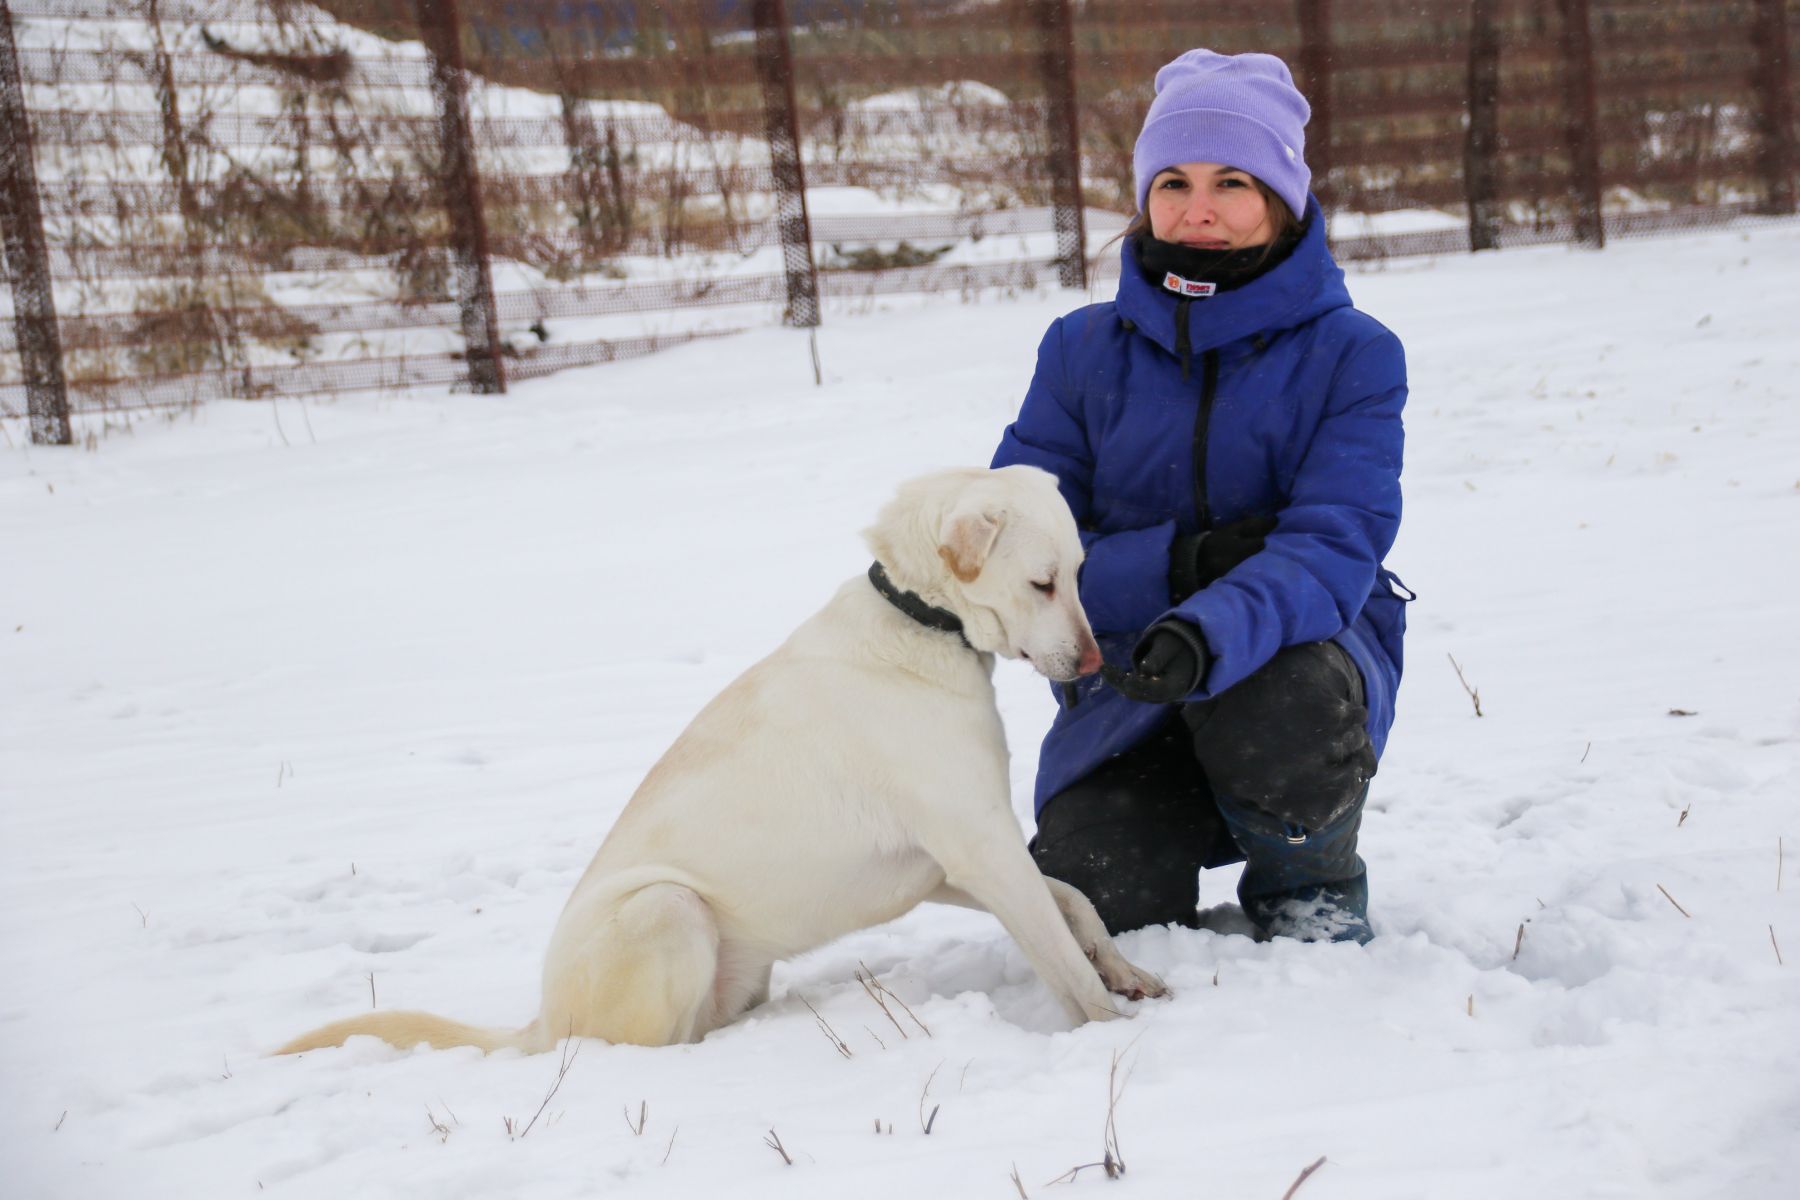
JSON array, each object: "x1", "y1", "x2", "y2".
[{"x1": 1031, "y1": 580, "x2": 1055, "y2": 597}]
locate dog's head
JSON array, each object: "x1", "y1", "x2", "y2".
[{"x1": 865, "y1": 466, "x2": 1101, "y2": 681}]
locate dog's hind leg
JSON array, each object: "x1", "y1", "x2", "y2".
[{"x1": 540, "y1": 882, "x2": 720, "y2": 1047}]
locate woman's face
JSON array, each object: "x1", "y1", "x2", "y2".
[{"x1": 1146, "y1": 163, "x2": 1275, "y2": 249}]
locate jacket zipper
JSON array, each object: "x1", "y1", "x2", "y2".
[
  {"x1": 1192, "y1": 348, "x2": 1220, "y2": 532},
  {"x1": 1174, "y1": 296, "x2": 1193, "y2": 381}
]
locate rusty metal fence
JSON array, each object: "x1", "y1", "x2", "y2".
[{"x1": 3, "y1": 0, "x2": 1796, "y2": 441}]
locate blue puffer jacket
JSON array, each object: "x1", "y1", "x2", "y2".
[{"x1": 993, "y1": 197, "x2": 1410, "y2": 813}]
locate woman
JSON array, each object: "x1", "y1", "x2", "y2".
[{"x1": 992, "y1": 49, "x2": 1411, "y2": 944}]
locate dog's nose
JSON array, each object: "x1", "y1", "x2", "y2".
[{"x1": 1076, "y1": 642, "x2": 1103, "y2": 677}]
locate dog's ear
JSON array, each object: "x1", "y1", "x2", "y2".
[{"x1": 937, "y1": 504, "x2": 1004, "y2": 583}]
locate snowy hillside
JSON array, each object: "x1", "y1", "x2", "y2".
[{"x1": 3, "y1": 220, "x2": 1799, "y2": 1199}]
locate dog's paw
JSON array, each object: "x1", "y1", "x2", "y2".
[{"x1": 1095, "y1": 955, "x2": 1169, "y2": 1002}]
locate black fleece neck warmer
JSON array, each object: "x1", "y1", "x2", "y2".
[{"x1": 1132, "y1": 221, "x2": 1307, "y2": 296}]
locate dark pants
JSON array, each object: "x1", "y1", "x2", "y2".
[{"x1": 1031, "y1": 641, "x2": 1376, "y2": 935}]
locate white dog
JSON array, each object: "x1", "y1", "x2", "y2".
[{"x1": 279, "y1": 466, "x2": 1166, "y2": 1056}]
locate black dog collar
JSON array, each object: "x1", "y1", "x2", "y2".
[{"x1": 867, "y1": 562, "x2": 974, "y2": 650}]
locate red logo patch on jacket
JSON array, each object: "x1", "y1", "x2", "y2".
[{"x1": 1162, "y1": 272, "x2": 1217, "y2": 298}]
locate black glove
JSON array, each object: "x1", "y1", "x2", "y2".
[
  {"x1": 1170, "y1": 514, "x2": 1277, "y2": 600},
  {"x1": 1100, "y1": 621, "x2": 1210, "y2": 704}
]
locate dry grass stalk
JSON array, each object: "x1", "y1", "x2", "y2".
[
  {"x1": 1580, "y1": 741, "x2": 1591, "y2": 763},
  {"x1": 1011, "y1": 1162, "x2": 1029, "y2": 1198},
  {"x1": 54, "y1": 1110, "x2": 67, "y2": 1132},
  {"x1": 661, "y1": 1126, "x2": 678, "y2": 1165},
  {"x1": 1656, "y1": 883, "x2": 1692, "y2": 918},
  {"x1": 763, "y1": 1127, "x2": 793, "y2": 1166},
  {"x1": 425, "y1": 1106, "x2": 451, "y2": 1143},
  {"x1": 1678, "y1": 804, "x2": 1691, "y2": 827},
  {"x1": 857, "y1": 971, "x2": 907, "y2": 1040},
  {"x1": 799, "y1": 996, "x2": 852, "y2": 1059},
  {"x1": 1772, "y1": 925, "x2": 1784, "y2": 966},
  {"x1": 1447, "y1": 653, "x2": 1483, "y2": 716},
  {"x1": 1100, "y1": 1049, "x2": 1128, "y2": 1178},
  {"x1": 132, "y1": 903, "x2": 149, "y2": 928},
  {"x1": 856, "y1": 961, "x2": 931, "y2": 1037},
  {"x1": 1466, "y1": 993, "x2": 1475, "y2": 1017},
  {"x1": 919, "y1": 1062, "x2": 943, "y2": 1134},
  {"x1": 1512, "y1": 922, "x2": 1526, "y2": 960},
  {"x1": 1046, "y1": 1046, "x2": 1134, "y2": 1185},
  {"x1": 1281, "y1": 1155, "x2": 1328, "y2": 1199},
  {"x1": 368, "y1": 971, "x2": 376, "y2": 1009},
  {"x1": 509, "y1": 1029, "x2": 580, "y2": 1140},
  {"x1": 624, "y1": 1100, "x2": 647, "y2": 1135}
]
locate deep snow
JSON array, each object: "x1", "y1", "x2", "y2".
[{"x1": 4, "y1": 221, "x2": 1800, "y2": 1200}]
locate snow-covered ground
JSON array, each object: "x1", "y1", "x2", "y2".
[{"x1": 4, "y1": 220, "x2": 1799, "y2": 1199}]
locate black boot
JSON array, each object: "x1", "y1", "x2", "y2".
[
  {"x1": 1182, "y1": 642, "x2": 1377, "y2": 944},
  {"x1": 1218, "y1": 792, "x2": 1372, "y2": 944}
]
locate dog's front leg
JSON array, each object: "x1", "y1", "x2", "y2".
[
  {"x1": 929, "y1": 841, "x2": 1124, "y2": 1027},
  {"x1": 1040, "y1": 878, "x2": 1168, "y2": 1001},
  {"x1": 929, "y1": 880, "x2": 1167, "y2": 1003}
]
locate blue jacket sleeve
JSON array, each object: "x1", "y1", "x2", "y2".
[
  {"x1": 1171, "y1": 328, "x2": 1407, "y2": 696},
  {"x1": 992, "y1": 320, "x2": 1177, "y2": 636}
]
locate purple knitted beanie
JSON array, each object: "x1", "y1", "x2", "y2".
[{"x1": 1133, "y1": 49, "x2": 1312, "y2": 219}]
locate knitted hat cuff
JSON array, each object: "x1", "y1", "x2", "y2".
[{"x1": 1134, "y1": 107, "x2": 1308, "y2": 217}]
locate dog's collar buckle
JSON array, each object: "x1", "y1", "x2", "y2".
[{"x1": 867, "y1": 562, "x2": 974, "y2": 651}]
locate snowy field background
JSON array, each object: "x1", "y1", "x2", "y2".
[{"x1": 4, "y1": 220, "x2": 1800, "y2": 1199}]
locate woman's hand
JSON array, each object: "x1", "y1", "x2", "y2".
[
  {"x1": 1100, "y1": 621, "x2": 1210, "y2": 704},
  {"x1": 1170, "y1": 514, "x2": 1278, "y2": 600}
]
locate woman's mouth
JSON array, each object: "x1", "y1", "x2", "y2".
[{"x1": 1181, "y1": 238, "x2": 1231, "y2": 250}]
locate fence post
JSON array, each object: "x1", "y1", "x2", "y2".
[
  {"x1": 1296, "y1": 0, "x2": 1333, "y2": 214},
  {"x1": 1750, "y1": 0, "x2": 1796, "y2": 215},
  {"x1": 412, "y1": 0, "x2": 506, "y2": 393},
  {"x1": 0, "y1": 0, "x2": 71, "y2": 445},
  {"x1": 1033, "y1": 0, "x2": 1085, "y2": 289},
  {"x1": 1557, "y1": 0, "x2": 1604, "y2": 247},
  {"x1": 751, "y1": 0, "x2": 820, "y2": 328},
  {"x1": 1465, "y1": 0, "x2": 1503, "y2": 250}
]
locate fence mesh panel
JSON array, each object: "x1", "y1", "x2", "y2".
[{"x1": 2, "y1": 0, "x2": 1795, "y2": 421}]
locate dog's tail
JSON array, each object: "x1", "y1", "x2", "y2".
[{"x1": 275, "y1": 1012, "x2": 549, "y2": 1056}]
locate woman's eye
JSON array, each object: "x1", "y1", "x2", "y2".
[
  {"x1": 1031, "y1": 580, "x2": 1056, "y2": 596},
  {"x1": 1157, "y1": 177, "x2": 1187, "y2": 190}
]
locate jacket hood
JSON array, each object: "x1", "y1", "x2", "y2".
[{"x1": 1115, "y1": 195, "x2": 1350, "y2": 357}]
